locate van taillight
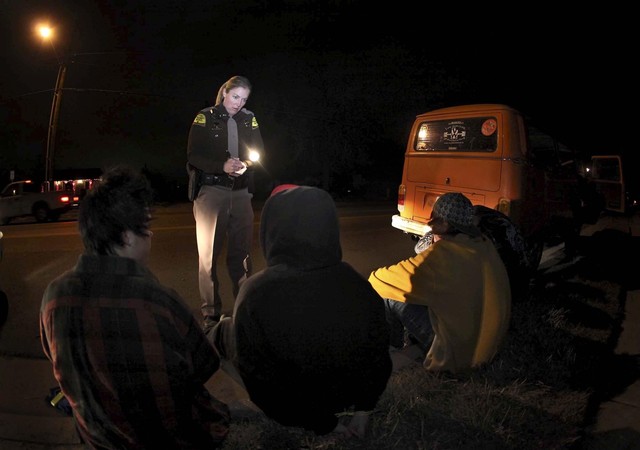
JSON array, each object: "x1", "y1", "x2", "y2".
[
  {"x1": 60, "y1": 196, "x2": 71, "y2": 203},
  {"x1": 397, "y1": 185, "x2": 406, "y2": 212},
  {"x1": 497, "y1": 198, "x2": 510, "y2": 216}
]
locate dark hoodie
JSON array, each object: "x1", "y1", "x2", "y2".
[{"x1": 232, "y1": 186, "x2": 392, "y2": 435}]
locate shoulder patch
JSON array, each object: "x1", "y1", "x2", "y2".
[
  {"x1": 193, "y1": 113, "x2": 206, "y2": 126},
  {"x1": 251, "y1": 116, "x2": 259, "y2": 129}
]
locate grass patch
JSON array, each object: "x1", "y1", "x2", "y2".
[{"x1": 220, "y1": 232, "x2": 636, "y2": 449}]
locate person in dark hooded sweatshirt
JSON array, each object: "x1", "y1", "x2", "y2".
[{"x1": 209, "y1": 184, "x2": 392, "y2": 438}]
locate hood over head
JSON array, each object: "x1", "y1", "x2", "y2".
[{"x1": 260, "y1": 185, "x2": 342, "y2": 269}]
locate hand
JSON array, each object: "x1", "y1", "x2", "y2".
[
  {"x1": 331, "y1": 422, "x2": 356, "y2": 438},
  {"x1": 330, "y1": 410, "x2": 371, "y2": 439},
  {"x1": 346, "y1": 410, "x2": 370, "y2": 438},
  {"x1": 224, "y1": 158, "x2": 245, "y2": 176}
]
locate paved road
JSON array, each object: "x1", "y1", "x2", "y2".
[{"x1": 0, "y1": 200, "x2": 415, "y2": 359}]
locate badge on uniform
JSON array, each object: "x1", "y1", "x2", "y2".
[
  {"x1": 193, "y1": 113, "x2": 206, "y2": 127},
  {"x1": 251, "y1": 117, "x2": 259, "y2": 129}
]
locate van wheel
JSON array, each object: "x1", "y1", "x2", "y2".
[
  {"x1": 550, "y1": 216, "x2": 581, "y2": 258},
  {"x1": 577, "y1": 179, "x2": 606, "y2": 225},
  {"x1": 473, "y1": 206, "x2": 533, "y2": 300}
]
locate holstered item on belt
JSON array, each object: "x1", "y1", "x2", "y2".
[
  {"x1": 201, "y1": 173, "x2": 235, "y2": 190},
  {"x1": 186, "y1": 163, "x2": 201, "y2": 201}
]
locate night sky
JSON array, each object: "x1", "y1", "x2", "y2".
[{"x1": 0, "y1": 1, "x2": 634, "y2": 191}]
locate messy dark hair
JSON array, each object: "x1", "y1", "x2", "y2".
[{"x1": 78, "y1": 165, "x2": 154, "y2": 255}]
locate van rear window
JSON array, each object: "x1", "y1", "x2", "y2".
[{"x1": 414, "y1": 117, "x2": 498, "y2": 152}]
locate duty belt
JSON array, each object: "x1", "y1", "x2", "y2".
[{"x1": 201, "y1": 173, "x2": 235, "y2": 190}]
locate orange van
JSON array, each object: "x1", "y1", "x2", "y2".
[{"x1": 391, "y1": 104, "x2": 601, "y2": 270}]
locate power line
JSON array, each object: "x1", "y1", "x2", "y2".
[{"x1": 8, "y1": 87, "x2": 180, "y2": 101}]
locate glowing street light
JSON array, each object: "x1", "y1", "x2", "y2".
[
  {"x1": 37, "y1": 24, "x2": 53, "y2": 40},
  {"x1": 37, "y1": 23, "x2": 67, "y2": 188}
]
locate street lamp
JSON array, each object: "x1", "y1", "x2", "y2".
[{"x1": 37, "y1": 24, "x2": 66, "y2": 188}]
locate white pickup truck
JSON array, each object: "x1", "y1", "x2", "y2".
[{"x1": 0, "y1": 180, "x2": 75, "y2": 225}]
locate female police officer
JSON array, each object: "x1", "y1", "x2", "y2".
[{"x1": 187, "y1": 75, "x2": 264, "y2": 331}]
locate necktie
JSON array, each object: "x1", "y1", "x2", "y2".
[{"x1": 227, "y1": 117, "x2": 238, "y2": 158}]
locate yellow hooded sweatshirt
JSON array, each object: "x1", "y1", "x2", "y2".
[{"x1": 368, "y1": 233, "x2": 511, "y2": 372}]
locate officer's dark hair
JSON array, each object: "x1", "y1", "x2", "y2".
[{"x1": 78, "y1": 165, "x2": 154, "y2": 255}]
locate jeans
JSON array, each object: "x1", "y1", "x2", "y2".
[{"x1": 383, "y1": 298, "x2": 433, "y2": 351}]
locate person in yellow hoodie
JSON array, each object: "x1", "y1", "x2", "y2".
[{"x1": 369, "y1": 192, "x2": 511, "y2": 373}]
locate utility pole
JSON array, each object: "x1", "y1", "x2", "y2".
[{"x1": 45, "y1": 61, "x2": 67, "y2": 190}]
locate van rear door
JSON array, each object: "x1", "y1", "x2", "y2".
[
  {"x1": 589, "y1": 155, "x2": 625, "y2": 213},
  {"x1": 405, "y1": 114, "x2": 503, "y2": 223}
]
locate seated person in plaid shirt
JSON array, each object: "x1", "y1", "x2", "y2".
[{"x1": 40, "y1": 165, "x2": 229, "y2": 449}]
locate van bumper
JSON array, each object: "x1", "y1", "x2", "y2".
[{"x1": 391, "y1": 214, "x2": 430, "y2": 238}]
